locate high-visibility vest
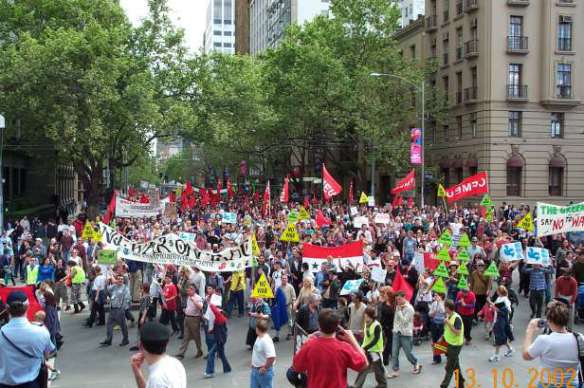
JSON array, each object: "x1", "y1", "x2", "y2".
[
  {"x1": 26, "y1": 265, "x2": 38, "y2": 285},
  {"x1": 362, "y1": 320, "x2": 384, "y2": 353},
  {"x1": 71, "y1": 266, "x2": 86, "y2": 284},
  {"x1": 444, "y1": 312, "x2": 464, "y2": 346}
]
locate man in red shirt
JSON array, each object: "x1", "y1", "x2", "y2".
[
  {"x1": 555, "y1": 268, "x2": 578, "y2": 328},
  {"x1": 290, "y1": 308, "x2": 368, "y2": 388},
  {"x1": 161, "y1": 275, "x2": 179, "y2": 335},
  {"x1": 455, "y1": 286, "x2": 476, "y2": 345}
]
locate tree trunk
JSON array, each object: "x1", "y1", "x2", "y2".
[{"x1": 79, "y1": 160, "x2": 104, "y2": 220}]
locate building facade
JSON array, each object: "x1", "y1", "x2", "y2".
[
  {"x1": 396, "y1": 0, "x2": 584, "y2": 205},
  {"x1": 399, "y1": 0, "x2": 425, "y2": 27},
  {"x1": 235, "y1": 0, "x2": 250, "y2": 54},
  {"x1": 204, "y1": 0, "x2": 236, "y2": 54},
  {"x1": 249, "y1": 0, "x2": 330, "y2": 55}
]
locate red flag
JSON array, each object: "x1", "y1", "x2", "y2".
[
  {"x1": 128, "y1": 187, "x2": 137, "y2": 199},
  {"x1": 102, "y1": 191, "x2": 117, "y2": 225},
  {"x1": 262, "y1": 181, "x2": 271, "y2": 217},
  {"x1": 303, "y1": 195, "x2": 310, "y2": 209},
  {"x1": 423, "y1": 252, "x2": 439, "y2": 272},
  {"x1": 200, "y1": 188, "x2": 209, "y2": 207},
  {"x1": 227, "y1": 179, "x2": 235, "y2": 200},
  {"x1": 181, "y1": 181, "x2": 196, "y2": 211},
  {"x1": 139, "y1": 194, "x2": 150, "y2": 204},
  {"x1": 280, "y1": 177, "x2": 289, "y2": 203},
  {"x1": 0, "y1": 286, "x2": 43, "y2": 321},
  {"x1": 445, "y1": 171, "x2": 489, "y2": 203},
  {"x1": 392, "y1": 195, "x2": 403, "y2": 207},
  {"x1": 209, "y1": 189, "x2": 220, "y2": 206},
  {"x1": 407, "y1": 197, "x2": 414, "y2": 208},
  {"x1": 322, "y1": 164, "x2": 342, "y2": 201},
  {"x1": 391, "y1": 170, "x2": 416, "y2": 195},
  {"x1": 316, "y1": 210, "x2": 331, "y2": 228},
  {"x1": 217, "y1": 179, "x2": 223, "y2": 198},
  {"x1": 168, "y1": 191, "x2": 176, "y2": 203},
  {"x1": 348, "y1": 180, "x2": 354, "y2": 204},
  {"x1": 254, "y1": 191, "x2": 260, "y2": 203},
  {"x1": 392, "y1": 267, "x2": 414, "y2": 302}
]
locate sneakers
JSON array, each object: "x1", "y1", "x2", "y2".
[
  {"x1": 504, "y1": 348, "x2": 514, "y2": 357},
  {"x1": 488, "y1": 354, "x2": 500, "y2": 362},
  {"x1": 203, "y1": 373, "x2": 215, "y2": 379},
  {"x1": 48, "y1": 369, "x2": 61, "y2": 381}
]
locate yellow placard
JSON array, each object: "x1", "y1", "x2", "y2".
[
  {"x1": 251, "y1": 273, "x2": 274, "y2": 298},
  {"x1": 251, "y1": 233, "x2": 261, "y2": 256},
  {"x1": 517, "y1": 213, "x2": 534, "y2": 232},
  {"x1": 298, "y1": 207, "x2": 310, "y2": 220},
  {"x1": 359, "y1": 192, "x2": 369, "y2": 204},
  {"x1": 280, "y1": 223, "x2": 300, "y2": 243},
  {"x1": 81, "y1": 222, "x2": 95, "y2": 240},
  {"x1": 437, "y1": 184, "x2": 446, "y2": 198}
]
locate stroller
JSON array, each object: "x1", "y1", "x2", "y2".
[
  {"x1": 413, "y1": 312, "x2": 425, "y2": 346},
  {"x1": 575, "y1": 284, "x2": 584, "y2": 323}
]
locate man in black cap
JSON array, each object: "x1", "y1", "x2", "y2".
[
  {"x1": 130, "y1": 322, "x2": 186, "y2": 388},
  {"x1": 0, "y1": 290, "x2": 55, "y2": 388}
]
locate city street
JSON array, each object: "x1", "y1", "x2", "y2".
[{"x1": 51, "y1": 290, "x2": 573, "y2": 388}]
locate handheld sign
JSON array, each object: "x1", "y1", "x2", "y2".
[
  {"x1": 288, "y1": 211, "x2": 299, "y2": 224},
  {"x1": 251, "y1": 233, "x2": 261, "y2": 256},
  {"x1": 222, "y1": 212, "x2": 237, "y2": 224},
  {"x1": 340, "y1": 279, "x2": 364, "y2": 295},
  {"x1": 359, "y1": 192, "x2": 369, "y2": 204},
  {"x1": 432, "y1": 277, "x2": 447, "y2": 294},
  {"x1": 483, "y1": 261, "x2": 500, "y2": 278},
  {"x1": 433, "y1": 262, "x2": 450, "y2": 278},
  {"x1": 82, "y1": 222, "x2": 95, "y2": 240},
  {"x1": 457, "y1": 249, "x2": 470, "y2": 262},
  {"x1": 485, "y1": 207, "x2": 494, "y2": 222},
  {"x1": 500, "y1": 242, "x2": 524, "y2": 262},
  {"x1": 251, "y1": 274, "x2": 274, "y2": 298},
  {"x1": 517, "y1": 213, "x2": 535, "y2": 232},
  {"x1": 438, "y1": 230, "x2": 452, "y2": 246},
  {"x1": 436, "y1": 247, "x2": 451, "y2": 261},
  {"x1": 437, "y1": 184, "x2": 446, "y2": 198},
  {"x1": 457, "y1": 263, "x2": 469, "y2": 276},
  {"x1": 480, "y1": 194, "x2": 494, "y2": 207},
  {"x1": 458, "y1": 233, "x2": 471, "y2": 248},
  {"x1": 526, "y1": 247, "x2": 551, "y2": 266},
  {"x1": 298, "y1": 207, "x2": 310, "y2": 220},
  {"x1": 371, "y1": 267, "x2": 387, "y2": 284},
  {"x1": 98, "y1": 250, "x2": 117, "y2": 265},
  {"x1": 280, "y1": 224, "x2": 300, "y2": 243},
  {"x1": 457, "y1": 276, "x2": 469, "y2": 290}
]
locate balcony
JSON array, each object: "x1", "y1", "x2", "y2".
[
  {"x1": 507, "y1": 36, "x2": 529, "y2": 54},
  {"x1": 557, "y1": 85, "x2": 573, "y2": 99},
  {"x1": 426, "y1": 15, "x2": 438, "y2": 31},
  {"x1": 465, "y1": 0, "x2": 479, "y2": 12},
  {"x1": 506, "y1": 84, "x2": 528, "y2": 101},
  {"x1": 557, "y1": 37, "x2": 572, "y2": 52},
  {"x1": 464, "y1": 40, "x2": 479, "y2": 58},
  {"x1": 507, "y1": 0, "x2": 529, "y2": 5},
  {"x1": 464, "y1": 87, "x2": 478, "y2": 103}
]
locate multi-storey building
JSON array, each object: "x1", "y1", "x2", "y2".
[
  {"x1": 235, "y1": 0, "x2": 250, "y2": 54},
  {"x1": 399, "y1": 0, "x2": 425, "y2": 27},
  {"x1": 249, "y1": 0, "x2": 331, "y2": 55},
  {"x1": 204, "y1": 0, "x2": 236, "y2": 54},
  {"x1": 396, "y1": 0, "x2": 584, "y2": 205}
]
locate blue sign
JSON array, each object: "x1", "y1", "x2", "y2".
[
  {"x1": 526, "y1": 247, "x2": 551, "y2": 266},
  {"x1": 222, "y1": 212, "x2": 237, "y2": 224},
  {"x1": 340, "y1": 279, "x2": 364, "y2": 295},
  {"x1": 500, "y1": 242, "x2": 524, "y2": 262}
]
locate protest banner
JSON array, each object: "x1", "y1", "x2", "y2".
[
  {"x1": 115, "y1": 196, "x2": 162, "y2": 218},
  {"x1": 302, "y1": 241, "x2": 364, "y2": 272},
  {"x1": 97, "y1": 223, "x2": 251, "y2": 272},
  {"x1": 536, "y1": 202, "x2": 584, "y2": 237},
  {"x1": 374, "y1": 213, "x2": 390, "y2": 224},
  {"x1": 445, "y1": 171, "x2": 489, "y2": 203},
  {"x1": 500, "y1": 242, "x2": 524, "y2": 262},
  {"x1": 391, "y1": 170, "x2": 416, "y2": 195}
]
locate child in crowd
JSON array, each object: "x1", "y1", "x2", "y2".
[{"x1": 477, "y1": 302, "x2": 496, "y2": 340}]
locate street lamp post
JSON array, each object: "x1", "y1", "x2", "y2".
[
  {"x1": 369, "y1": 72, "x2": 425, "y2": 208},
  {"x1": 0, "y1": 114, "x2": 5, "y2": 233}
]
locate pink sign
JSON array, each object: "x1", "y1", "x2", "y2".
[{"x1": 410, "y1": 128, "x2": 422, "y2": 165}]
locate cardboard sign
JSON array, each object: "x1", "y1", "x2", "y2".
[
  {"x1": 526, "y1": 247, "x2": 551, "y2": 266},
  {"x1": 359, "y1": 192, "x2": 369, "y2": 204},
  {"x1": 280, "y1": 224, "x2": 300, "y2": 243},
  {"x1": 340, "y1": 279, "x2": 364, "y2": 295},
  {"x1": 298, "y1": 207, "x2": 310, "y2": 220},
  {"x1": 353, "y1": 216, "x2": 369, "y2": 229},
  {"x1": 432, "y1": 277, "x2": 446, "y2": 294},
  {"x1": 98, "y1": 249, "x2": 117, "y2": 265},
  {"x1": 370, "y1": 267, "x2": 387, "y2": 284},
  {"x1": 350, "y1": 206, "x2": 359, "y2": 216},
  {"x1": 368, "y1": 196, "x2": 375, "y2": 207},
  {"x1": 517, "y1": 213, "x2": 535, "y2": 232},
  {"x1": 82, "y1": 222, "x2": 95, "y2": 240},
  {"x1": 484, "y1": 261, "x2": 500, "y2": 278},
  {"x1": 251, "y1": 274, "x2": 274, "y2": 298},
  {"x1": 222, "y1": 212, "x2": 237, "y2": 224},
  {"x1": 288, "y1": 211, "x2": 299, "y2": 224},
  {"x1": 374, "y1": 213, "x2": 390, "y2": 224},
  {"x1": 500, "y1": 242, "x2": 524, "y2": 262}
]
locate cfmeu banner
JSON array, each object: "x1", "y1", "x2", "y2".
[
  {"x1": 98, "y1": 223, "x2": 252, "y2": 272},
  {"x1": 536, "y1": 202, "x2": 584, "y2": 237},
  {"x1": 115, "y1": 197, "x2": 162, "y2": 218},
  {"x1": 445, "y1": 171, "x2": 489, "y2": 203}
]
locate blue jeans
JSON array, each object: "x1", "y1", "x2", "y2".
[
  {"x1": 205, "y1": 341, "x2": 231, "y2": 374},
  {"x1": 391, "y1": 332, "x2": 418, "y2": 371},
  {"x1": 226, "y1": 290, "x2": 244, "y2": 317},
  {"x1": 250, "y1": 367, "x2": 274, "y2": 388}
]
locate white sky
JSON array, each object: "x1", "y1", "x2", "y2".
[{"x1": 120, "y1": 0, "x2": 208, "y2": 53}]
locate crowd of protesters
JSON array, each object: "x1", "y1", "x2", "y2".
[{"x1": 0, "y1": 197, "x2": 583, "y2": 388}]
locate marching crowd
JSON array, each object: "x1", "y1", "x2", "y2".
[{"x1": 0, "y1": 199, "x2": 583, "y2": 388}]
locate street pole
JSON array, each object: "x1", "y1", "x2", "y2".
[
  {"x1": 420, "y1": 81, "x2": 425, "y2": 209},
  {"x1": 370, "y1": 147, "x2": 375, "y2": 199},
  {"x1": 0, "y1": 114, "x2": 5, "y2": 234}
]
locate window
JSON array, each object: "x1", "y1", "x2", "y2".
[
  {"x1": 224, "y1": 19, "x2": 232, "y2": 24},
  {"x1": 214, "y1": 18, "x2": 222, "y2": 24},
  {"x1": 469, "y1": 166, "x2": 478, "y2": 176},
  {"x1": 213, "y1": 30, "x2": 222, "y2": 36},
  {"x1": 506, "y1": 166, "x2": 522, "y2": 196},
  {"x1": 556, "y1": 63, "x2": 572, "y2": 98},
  {"x1": 443, "y1": 76, "x2": 449, "y2": 103},
  {"x1": 456, "y1": 28, "x2": 463, "y2": 60},
  {"x1": 455, "y1": 167, "x2": 463, "y2": 182},
  {"x1": 549, "y1": 167, "x2": 564, "y2": 196},
  {"x1": 508, "y1": 64, "x2": 523, "y2": 97},
  {"x1": 213, "y1": 42, "x2": 222, "y2": 47},
  {"x1": 456, "y1": 72, "x2": 463, "y2": 103},
  {"x1": 470, "y1": 112, "x2": 477, "y2": 137},
  {"x1": 470, "y1": 18, "x2": 478, "y2": 40},
  {"x1": 431, "y1": 0, "x2": 437, "y2": 15},
  {"x1": 224, "y1": 31, "x2": 232, "y2": 36},
  {"x1": 508, "y1": 111, "x2": 522, "y2": 137},
  {"x1": 443, "y1": 33, "x2": 449, "y2": 65},
  {"x1": 443, "y1": 124, "x2": 449, "y2": 141},
  {"x1": 508, "y1": 16, "x2": 524, "y2": 51},
  {"x1": 431, "y1": 38, "x2": 437, "y2": 58},
  {"x1": 456, "y1": 115, "x2": 463, "y2": 138},
  {"x1": 558, "y1": 16, "x2": 572, "y2": 51},
  {"x1": 410, "y1": 44, "x2": 416, "y2": 59},
  {"x1": 550, "y1": 112, "x2": 564, "y2": 138},
  {"x1": 443, "y1": 0, "x2": 450, "y2": 22},
  {"x1": 442, "y1": 167, "x2": 450, "y2": 187},
  {"x1": 223, "y1": 42, "x2": 232, "y2": 47},
  {"x1": 432, "y1": 126, "x2": 437, "y2": 144}
]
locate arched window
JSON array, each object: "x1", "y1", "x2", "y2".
[
  {"x1": 506, "y1": 154, "x2": 524, "y2": 196},
  {"x1": 549, "y1": 155, "x2": 566, "y2": 196}
]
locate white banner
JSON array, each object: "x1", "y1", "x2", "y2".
[
  {"x1": 97, "y1": 224, "x2": 251, "y2": 272},
  {"x1": 536, "y1": 202, "x2": 584, "y2": 237},
  {"x1": 115, "y1": 197, "x2": 162, "y2": 218},
  {"x1": 499, "y1": 242, "x2": 524, "y2": 262}
]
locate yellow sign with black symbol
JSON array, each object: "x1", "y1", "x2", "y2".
[{"x1": 251, "y1": 273, "x2": 274, "y2": 298}]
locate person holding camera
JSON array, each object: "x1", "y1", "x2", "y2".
[{"x1": 523, "y1": 301, "x2": 581, "y2": 387}]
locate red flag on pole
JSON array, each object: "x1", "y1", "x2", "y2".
[
  {"x1": 262, "y1": 181, "x2": 271, "y2": 217},
  {"x1": 227, "y1": 179, "x2": 235, "y2": 200},
  {"x1": 316, "y1": 210, "x2": 331, "y2": 228},
  {"x1": 102, "y1": 191, "x2": 117, "y2": 225},
  {"x1": 391, "y1": 170, "x2": 416, "y2": 195},
  {"x1": 200, "y1": 188, "x2": 209, "y2": 207},
  {"x1": 348, "y1": 180, "x2": 354, "y2": 204},
  {"x1": 444, "y1": 171, "x2": 489, "y2": 203},
  {"x1": 392, "y1": 195, "x2": 403, "y2": 208},
  {"x1": 322, "y1": 164, "x2": 342, "y2": 201},
  {"x1": 280, "y1": 177, "x2": 289, "y2": 203},
  {"x1": 217, "y1": 179, "x2": 223, "y2": 198},
  {"x1": 393, "y1": 267, "x2": 414, "y2": 302},
  {"x1": 407, "y1": 197, "x2": 414, "y2": 208},
  {"x1": 304, "y1": 195, "x2": 310, "y2": 209}
]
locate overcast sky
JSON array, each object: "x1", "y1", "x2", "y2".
[{"x1": 120, "y1": 0, "x2": 208, "y2": 52}]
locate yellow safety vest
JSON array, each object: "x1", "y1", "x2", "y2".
[
  {"x1": 71, "y1": 266, "x2": 86, "y2": 284},
  {"x1": 26, "y1": 265, "x2": 38, "y2": 285},
  {"x1": 444, "y1": 312, "x2": 464, "y2": 346},
  {"x1": 362, "y1": 320, "x2": 384, "y2": 353}
]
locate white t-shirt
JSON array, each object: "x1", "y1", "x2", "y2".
[
  {"x1": 146, "y1": 355, "x2": 187, "y2": 388},
  {"x1": 528, "y1": 332, "x2": 580, "y2": 370},
  {"x1": 251, "y1": 334, "x2": 276, "y2": 368},
  {"x1": 92, "y1": 274, "x2": 106, "y2": 291}
]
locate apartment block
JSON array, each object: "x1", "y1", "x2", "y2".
[
  {"x1": 399, "y1": 0, "x2": 426, "y2": 27},
  {"x1": 396, "y1": 0, "x2": 584, "y2": 205},
  {"x1": 204, "y1": 0, "x2": 236, "y2": 54}
]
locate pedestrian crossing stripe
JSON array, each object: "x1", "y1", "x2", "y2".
[
  {"x1": 251, "y1": 274, "x2": 274, "y2": 299},
  {"x1": 280, "y1": 223, "x2": 300, "y2": 243}
]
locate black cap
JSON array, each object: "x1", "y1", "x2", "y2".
[
  {"x1": 140, "y1": 322, "x2": 170, "y2": 343},
  {"x1": 7, "y1": 291, "x2": 28, "y2": 307}
]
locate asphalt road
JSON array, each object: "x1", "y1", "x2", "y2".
[{"x1": 49, "y1": 292, "x2": 582, "y2": 388}]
